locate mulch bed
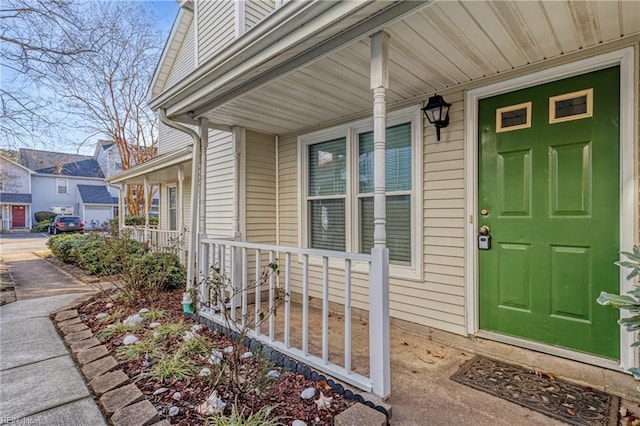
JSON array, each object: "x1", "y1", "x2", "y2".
[
  {"x1": 79, "y1": 289, "x2": 353, "y2": 425},
  {"x1": 450, "y1": 355, "x2": 619, "y2": 426}
]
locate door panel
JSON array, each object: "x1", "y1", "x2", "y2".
[
  {"x1": 479, "y1": 66, "x2": 620, "y2": 359},
  {"x1": 11, "y1": 206, "x2": 25, "y2": 228}
]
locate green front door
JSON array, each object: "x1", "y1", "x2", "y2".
[{"x1": 478, "y1": 67, "x2": 620, "y2": 359}]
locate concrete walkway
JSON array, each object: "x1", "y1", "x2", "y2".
[{"x1": 0, "y1": 254, "x2": 106, "y2": 425}]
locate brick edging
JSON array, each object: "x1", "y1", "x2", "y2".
[{"x1": 51, "y1": 296, "x2": 165, "y2": 426}]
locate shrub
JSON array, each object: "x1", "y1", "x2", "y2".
[
  {"x1": 34, "y1": 211, "x2": 55, "y2": 223},
  {"x1": 31, "y1": 220, "x2": 50, "y2": 233},
  {"x1": 131, "y1": 252, "x2": 186, "y2": 291},
  {"x1": 72, "y1": 235, "x2": 112, "y2": 275},
  {"x1": 47, "y1": 234, "x2": 88, "y2": 263}
]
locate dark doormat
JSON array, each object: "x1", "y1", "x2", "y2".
[{"x1": 450, "y1": 355, "x2": 619, "y2": 425}]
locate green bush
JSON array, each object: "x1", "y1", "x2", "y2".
[
  {"x1": 72, "y1": 235, "x2": 112, "y2": 275},
  {"x1": 34, "y1": 211, "x2": 56, "y2": 223},
  {"x1": 31, "y1": 220, "x2": 50, "y2": 233},
  {"x1": 107, "y1": 215, "x2": 159, "y2": 236},
  {"x1": 128, "y1": 252, "x2": 186, "y2": 291},
  {"x1": 47, "y1": 234, "x2": 88, "y2": 263}
]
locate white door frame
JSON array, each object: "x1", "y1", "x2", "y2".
[{"x1": 465, "y1": 47, "x2": 637, "y2": 371}]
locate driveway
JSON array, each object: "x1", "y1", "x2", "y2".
[{"x1": 0, "y1": 232, "x2": 49, "y2": 255}]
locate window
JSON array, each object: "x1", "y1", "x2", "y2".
[
  {"x1": 549, "y1": 88, "x2": 593, "y2": 123},
  {"x1": 167, "y1": 186, "x2": 177, "y2": 231},
  {"x1": 57, "y1": 178, "x2": 68, "y2": 194},
  {"x1": 300, "y1": 106, "x2": 422, "y2": 274},
  {"x1": 496, "y1": 102, "x2": 532, "y2": 132}
]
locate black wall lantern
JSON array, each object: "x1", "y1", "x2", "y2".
[{"x1": 422, "y1": 94, "x2": 451, "y2": 142}]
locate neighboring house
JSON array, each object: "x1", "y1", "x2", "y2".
[
  {"x1": 110, "y1": 1, "x2": 640, "y2": 398},
  {"x1": 0, "y1": 155, "x2": 33, "y2": 230},
  {"x1": 19, "y1": 148, "x2": 117, "y2": 229}
]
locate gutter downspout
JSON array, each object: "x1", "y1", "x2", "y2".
[{"x1": 158, "y1": 108, "x2": 200, "y2": 291}]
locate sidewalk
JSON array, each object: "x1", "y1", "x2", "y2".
[{"x1": 0, "y1": 254, "x2": 106, "y2": 425}]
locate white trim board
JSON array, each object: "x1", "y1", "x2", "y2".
[{"x1": 464, "y1": 47, "x2": 637, "y2": 372}]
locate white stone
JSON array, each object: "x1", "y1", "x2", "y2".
[
  {"x1": 138, "y1": 308, "x2": 150, "y2": 314},
  {"x1": 105, "y1": 303, "x2": 114, "y2": 309},
  {"x1": 168, "y1": 406, "x2": 179, "y2": 417},
  {"x1": 123, "y1": 314, "x2": 143, "y2": 327},
  {"x1": 183, "y1": 331, "x2": 197, "y2": 341},
  {"x1": 122, "y1": 335, "x2": 138, "y2": 345},
  {"x1": 148, "y1": 322, "x2": 161, "y2": 329},
  {"x1": 190, "y1": 324, "x2": 204, "y2": 333},
  {"x1": 196, "y1": 390, "x2": 226, "y2": 416},
  {"x1": 153, "y1": 387, "x2": 169, "y2": 395},
  {"x1": 172, "y1": 392, "x2": 181, "y2": 401},
  {"x1": 223, "y1": 346, "x2": 234, "y2": 353},
  {"x1": 292, "y1": 421, "x2": 308, "y2": 426},
  {"x1": 199, "y1": 368, "x2": 212, "y2": 377},
  {"x1": 300, "y1": 387, "x2": 316, "y2": 400},
  {"x1": 267, "y1": 370, "x2": 281, "y2": 378},
  {"x1": 208, "y1": 350, "x2": 223, "y2": 365},
  {"x1": 241, "y1": 351, "x2": 253, "y2": 359},
  {"x1": 95, "y1": 313, "x2": 108, "y2": 320}
]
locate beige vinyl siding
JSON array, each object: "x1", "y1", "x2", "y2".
[
  {"x1": 198, "y1": 0, "x2": 235, "y2": 64},
  {"x1": 165, "y1": 19, "x2": 195, "y2": 89},
  {"x1": 159, "y1": 179, "x2": 191, "y2": 246},
  {"x1": 205, "y1": 130, "x2": 234, "y2": 238},
  {"x1": 245, "y1": 131, "x2": 276, "y2": 243},
  {"x1": 276, "y1": 97, "x2": 468, "y2": 335},
  {"x1": 245, "y1": 0, "x2": 275, "y2": 32},
  {"x1": 158, "y1": 122, "x2": 193, "y2": 155}
]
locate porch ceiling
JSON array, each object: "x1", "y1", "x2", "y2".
[
  {"x1": 107, "y1": 146, "x2": 193, "y2": 186},
  {"x1": 200, "y1": 0, "x2": 640, "y2": 136}
]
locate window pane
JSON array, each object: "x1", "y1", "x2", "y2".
[
  {"x1": 360, "y1": 195, "x2": 411, "y2": 262},
  {"x1": 308, "y1": 138, "x2": 346, "y2": 196},
  {"x1": 555, "y1": 95, "x2": 588, "y2": 118},
  {"x1": 501, "y1": 108, "x2": 528, "y2": 128},
  {"x1": 310, "y1": 199, "x2": 345, "y2": 251},
  {"x1": 358, "y1": 123, "x2": 412, "y2": 193}
]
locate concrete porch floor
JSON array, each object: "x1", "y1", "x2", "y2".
[{"x1": 230, "y1": 297, "x2": 638, "y2": 425}]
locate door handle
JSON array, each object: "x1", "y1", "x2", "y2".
[{"x1": 479, "y1": 225, "x2": 490, "y2": 235}]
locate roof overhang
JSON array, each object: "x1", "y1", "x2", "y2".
[{"x1": 107, "y1": 146, "x2": 193, "y2": 186}]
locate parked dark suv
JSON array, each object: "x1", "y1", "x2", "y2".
[{"x1": 49, "y1": 215, "x2": 85, "y2": 235}]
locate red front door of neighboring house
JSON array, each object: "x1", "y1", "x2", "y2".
[{"x1": 11, "y1": 206, "x2": 25, "y2": 228}]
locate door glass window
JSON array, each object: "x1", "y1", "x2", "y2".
[
  {"x1": 168, "y1": 186, "x2": 177, "y2": 231},
  {"x1": 496, "y1": 102, "x2": 532, "y2": 133},
  {"x1": 549, "y1": 89, "x2": 593, "y2": 123}
]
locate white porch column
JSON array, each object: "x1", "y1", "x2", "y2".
[
  {"x1": 119, "y1": 184, "x2": 125, "y2": 232},
  {"x1": 369, "y1": 30, "x2": 390, "y2": 398},
  {"x1": 144, "y1": 175, "x2": 150, "y2": 241}
]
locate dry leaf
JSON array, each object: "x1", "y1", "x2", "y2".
[
  {"x1": 543, "y1": 372, "x2": 556, "y2": 380},
  {"x1": 620, "y1": 406, "x2": 629, "y2": 417},
  {"x1": 562, "y1": 403, "x2": 575, "y2": 409},
  {"x1": 318, "y1": 380, "x2": 330, "y2": 391},
  {"x1": 567, "y1": 409, "x2": 576, "y2": 416},
  {"x1": 565, "y1": 394, "x2": 576, "y2": 400},
  {"x1": 541, "y1": 396, "x2": 549, "y2": 402},
  {"x1": 431, "y1": 352, "x2": 445, "y2": 359},
  {"x1": 514, "y1": 375, "x2": 522, "y2": 381}
]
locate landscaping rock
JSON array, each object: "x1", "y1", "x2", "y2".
[
  {"x1": 64, "y1": 329, "x2": 94, "y2": 344},
  {"x1": 100, "y1": 383, "x2": 145, "y2": 416},
  {"x1": 82, "y1": 356, "x2": 118, "y2": 381},
  {"x1": 138, "y1": 308, "x2": 149, "y2": 314},
  {"x1": 111, "y1": 400, "x2": 159, "y2": 426},
  {"x1": 292, "y1": 421, "x2": 308, "y2": 426},
  {"x1": 168, "y1": 406, "x2": 179, "y2": 417},
  {"x1": 153, "y1": 387, "x2": 169, "y2": 396},
  {"x1": 148, "y1": 322, "x2": 161, "y2": 329},
  {"x1": 70, "y1": 337, "x2": 101, "y2": 352},
  {"x1": 55, "y1": 309, "x2": 78, "y2": 322},
  {"x1": 172, "y1": 392, "x2": 181, "y2": 401},
  {"x1": 334, "y1": 403, "x2": 387, "y2": 426},
  {"x1": 199, "y1": 368, "x2": 211, "y2": 377},
  {"x1": 301, "y1": 387, "x2": 316, "y2": 400},
  {"x1": 122, "y1": 335, "x2": 138, "y2": 345},
  {"x1": 123, "y1": 314, "x2": 143, "y2": 327},
  {"x1": 105, "y1": 302, "x2": 114, "y2": 308},
  {"x1": 242, "y1": 351, "x2": 253, "y2": 359},
  {"x1": 223, "y1": 345, "x2": 234, "y2": 353},
  {"x1": 89, "y1": 370, "x2": 129, "y2": 396},
  {"x1": 267, "y1": 370, "x2": 281, "y2": 378},
  {"x1": 190, "y1": 324, "x2": 203, "y2": 333},
  {"x1": 96, "y1": 313, "x2": 108, "y2": 320},
  {"x1": 76, "y1": 345, "x2": 109, "y2": 366}
]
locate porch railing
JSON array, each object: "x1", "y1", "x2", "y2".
[
  {"x1": 125, "y1": 226, "x2": 185, "y2": 262},
  {"x1": 198, "y1": 237, "x2": 385, "y2": 394}
]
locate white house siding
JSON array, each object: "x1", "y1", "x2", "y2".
[
  {"x1": 165, "y1": 19, "x2": 195, "y2": 89},
  {"x1": 245, "y1": 131, "x2": 276, "y2": 243},
  {"x1": 0, "y1": 158, "x2": 30, "y2": 194},
  {"x1": 275, "y1": 96, "x2": 468, "y2": 335},
  {"x1": 158, "y1": 122, "x2": 193, "y2": 155},
  {"x1": 198, "y1": 0, "x2": 235, "y2": 65},
  {"x1": 245, "y1": 0, "x2": 275, "y2": 32},
  {"x1": 205, "y1": 130, "x2": 234, "y2": 238}
]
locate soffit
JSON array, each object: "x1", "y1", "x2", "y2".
[{"x1": 199, "y1": 0, "x2": 640, "y2": 136}]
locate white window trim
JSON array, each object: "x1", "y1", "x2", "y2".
[
  {"x1": 297, "y1": 105, "x2": 423, "y2": 280},
  {"x1": 167, "y1": 184, "x2": 177, "y2": 231},
  {"x1": 56, "y1": 178, "x2": 68, "y2": 195},
  {"x1": 549, "y1": 88, "x2": 593, "y2": 124}
]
